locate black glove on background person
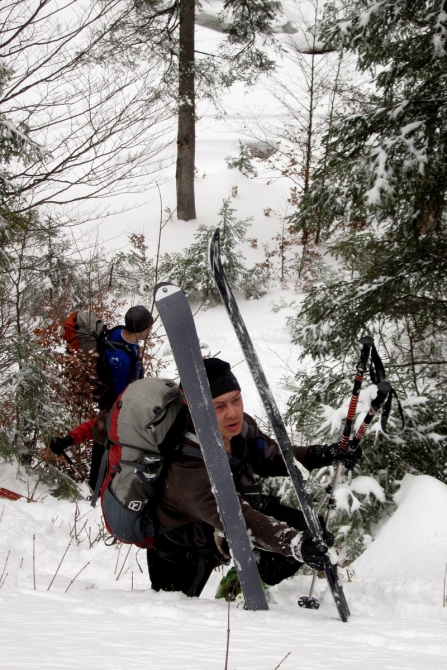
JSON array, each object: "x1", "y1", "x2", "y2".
[
  {"x1": 50, "y1": 435, "x2": 74, "y2": 455},
  {"x1": 306, "y1": 441, "x2": 362, "y2": 471}
]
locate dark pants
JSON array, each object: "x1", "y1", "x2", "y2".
[
  {"x1": 148, "y1": 503, "x2": 306, "y2": 597},
  {"x1": 147, "y1": 522, "x2": 221, "y2": 597}
]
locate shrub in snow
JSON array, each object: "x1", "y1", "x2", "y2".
[
  {"x1": 225, "y1": 140, "x2": 258, "y2": 177},
  {"x1": 160, "y1": 198, "x2": 267, "y2": 307}
]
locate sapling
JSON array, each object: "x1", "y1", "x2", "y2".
[
  {"x1": 116, "y1": 544, "x2": 132, "y2": 581},
  {"x1": 65, "y1": 562, "x2": 90, "y2": 594},
  {"x1": 47, "y1": 539, "x2": 72, "y2": 591}
]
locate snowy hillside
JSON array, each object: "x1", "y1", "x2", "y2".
[
  {"x1": 2, "y1": 2, "x2": 447, "y2": 668},
  {"x1": 1, "y1": 465, "x2": 447, "y2": 669}
]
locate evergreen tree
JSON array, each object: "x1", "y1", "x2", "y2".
[
  {"x1": 294, "y1": 0, "x2": 447, "y2": 242},
  {"x1": 161, "y1": 198, "x2": 267, "y2": 306},
  {"x1": 286, "y1": 0, "x2": 447, "y2": 489}
]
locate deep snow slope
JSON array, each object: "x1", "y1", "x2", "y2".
[{"x1": 1, "y1": 465, "x2": 447, "y2": 669}]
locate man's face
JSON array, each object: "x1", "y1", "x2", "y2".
[{"x1": 213, "y1": 390, "x2": 244, "y2": 444}]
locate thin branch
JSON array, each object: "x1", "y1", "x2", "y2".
[
  {"x1": 47, "y1": 539, "x2": 72, "y2": 591},
  {"x1": 0, "y1": 551, "x2": 10, "y2": 584},
  {"x1": 65, "y1": 561, "x2": 90, "y2": 593},
  {"x1": 273, "y1": 652, "x2": 291, "y2": 670},
  {"x1": 116, "y1": 544, "x2": 132, "y2": 581}
]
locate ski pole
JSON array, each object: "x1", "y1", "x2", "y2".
[
  {"x1": 300, "y1": 338, "x2": 381, "y2": 611},
  {"x1": 62, "y1": 451, "x2": 93, "y2": 494},
  {"x1": 325, "y1": 336, "x2": 374, "y2": 513},
  {"x1": 326, "y1": 379, "x2": 392, "y2": 517},
  {"x1": 300, "y1": 380, "x2": 392, "y2": 610},
  {"x1": 350, "y1": 381, "x2": 391, "y2": 447},
  {"x1": 339, "y1": 336, "x2": 374, "y2": 450}
]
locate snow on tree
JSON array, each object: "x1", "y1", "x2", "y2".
[{"x1": 285, "y1": 0, "x2": 447, "y2": 503}]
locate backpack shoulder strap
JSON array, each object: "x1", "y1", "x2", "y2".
[
  {"x1": 170, "y1": 432, "x2": 204, "y2": 461},
  {"x1": 90, "y1": 440, "x2": 110, "y2": 508},
  {"x1": 100, "y1": 326, "x2": 138, "y2": 362}
]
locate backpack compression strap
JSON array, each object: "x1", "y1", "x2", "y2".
[{"x1": 90, "y1": 440, "x2": 110, "y2": 508}]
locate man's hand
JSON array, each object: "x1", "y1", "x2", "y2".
[
  {"x1": 306, "y1": 441, "x2": 362, "y2": 471},
  {"x1": 49, "y1": 435, "x2": 74, "y2": 455},
  {"x1": 290, "y1": 531, "x2": 330, "y2": 571}
]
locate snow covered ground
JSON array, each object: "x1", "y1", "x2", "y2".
[{"x1": 1, "y1": 467, "x2": 446, "y2": 669}]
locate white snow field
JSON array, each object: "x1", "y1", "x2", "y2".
[{"x1": 0, "y1": 468, "x2": 446, "y2": 670}]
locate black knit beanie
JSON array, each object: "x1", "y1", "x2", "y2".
[
  {"x1": 203, "y1": 357, "x2": 241, "y2": 399},
  {"x1": 124, "y1": 305, "x2": 153, "y2": 333}
]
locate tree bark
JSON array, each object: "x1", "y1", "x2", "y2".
[{"x1": 176, "y1": 0, "x2": 196, "y2": 221}]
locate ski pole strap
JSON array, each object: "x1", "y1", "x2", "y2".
[
  {"x1": 369, "y1": 342, "x2": 386, "y2": 385},
  {"x1": 380, "y1": 385, "x2": 405, "y2": 435}
]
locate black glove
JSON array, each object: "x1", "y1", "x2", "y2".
[
  {"x1": 341, "y1": 444, "x2": 363, "y2": 471},
  {"x1": 49, "y1": 435, "x2": 74, "y2": 455},
  {"x1": 291, "y1": 531, "x2": 330, "y2": 571},
  {"x1": 306, "y1": 441, "x2": 362, "y2": 471}
]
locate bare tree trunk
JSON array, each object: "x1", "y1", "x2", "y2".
[{"x1": 176, "y1": 0, "x2": 196, "y2": 221}]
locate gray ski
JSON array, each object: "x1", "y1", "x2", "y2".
[
  {"x1": 154, "y1": 282, "x2": 269, "y2": 611},
  {"x1": 209, "y1": 228, "x2": 350, "y2": 621}
]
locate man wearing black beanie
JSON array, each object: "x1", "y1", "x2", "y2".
[{"x1": 149, "y1": 357, "x2": 362, "y2": 600}]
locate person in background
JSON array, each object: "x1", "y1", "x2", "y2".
[
  {"x1": 50, "y1": 305, "x2": 154, "y2": 489},
  {"x1": 95, "y1": 304, "x2": 154, "y2": 411}
]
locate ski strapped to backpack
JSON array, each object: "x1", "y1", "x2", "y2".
[{"x1": 91, "y1": 377, "x2": 188, "y2": 548}]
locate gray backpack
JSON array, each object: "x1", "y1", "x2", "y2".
[{"x1": 99, "y1": 377, "x2": 187, "y2": 547}]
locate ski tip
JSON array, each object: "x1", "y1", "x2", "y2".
[
  {"x1": 154, "y1": 282, "x2": 182, "y2": 303},
  {"x1": 209, "y1": 227, "x2": 220, "y2": 252},
  {"x1": 208, "y1": 228, "x2": 221, "y2": 269}
]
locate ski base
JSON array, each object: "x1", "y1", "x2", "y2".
[{"x1": 154, "y1": 282, "x2": 269, "y2": 611}]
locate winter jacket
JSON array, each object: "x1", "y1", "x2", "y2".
[
  {"x1": 69, "y1": 418, "x2": 96, "y2": 444},
  {"x1": 69, "y1": 410, "x2": 109, "y2": 446},
  {"x1": 155, "y1": 413, "x2": 310, "y2": 558},
  {"x1": 104, "y1": 328, "x2": 144, "y2": 399}
]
